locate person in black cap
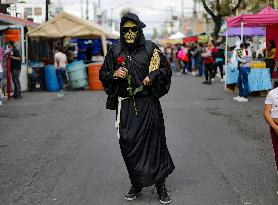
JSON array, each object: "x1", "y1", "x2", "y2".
[{"x1": 99, "y1": 13, "x2": 175, "y2": 204}]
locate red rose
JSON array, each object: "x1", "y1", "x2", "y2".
[{"x1": 117, "y1": 56, "x2": 125, "y2": 65}]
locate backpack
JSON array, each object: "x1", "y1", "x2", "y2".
[
  {"x1": 177, "y1": 49, "x2": 184, "y2": 60},
  {"x1": 182, "y1": 52, "x2": 189, "y2": 62},
  {"x1": 106, "y1": 40, "x2": 154, "y2": 110}
]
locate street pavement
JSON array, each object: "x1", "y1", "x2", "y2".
[{"x1": 0, "y1": 74, "x2": 277, "y2": 205}]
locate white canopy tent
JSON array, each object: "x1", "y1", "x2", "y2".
[{"x1": 168, "y1": 32, "x2": 186, "y2": 40}]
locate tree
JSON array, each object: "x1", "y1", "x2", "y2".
[
  {"x1": 246, "y1": 0, "x2": 268, "y2": 13},
  {"x1": 152, "y1": 28, "x2": 159, "y2": 39},
  {"x1": 201, "y1": 0, "x2": 243, "y2": 40}
]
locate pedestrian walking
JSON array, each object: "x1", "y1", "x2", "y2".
[
  {"x1": 188, "y1": 44, "x2": 195, "y2": 74},
  {"x1": 264, "y1": 87, "x2": 278, "y2": 172},
  {"x1": 214, "y1": 42, "x2": 225, "y2": 82},
  {"x1": 192, "y1": 43, "x2": 203, "y2": 77},
  {"x1": 8, "y1": 41, "x2": 22, "y2": 99},
  {"x1": 99, "y1": 13, "x2": 175, "y2": 204},
  {"x1": 182, "y1": 46, "x2": 189, "y2": 74},
  {"x1": 175, "y1": 45, "x2": 183, "y2": 75},
  {"x1": 233, "y1": 42, "x2": 252, "y2": 103},
  {"x1": 54, "y1": 47, "x2": 67, "y2": 97},
  {"x1": 202, "y1": 40, "x2": 217, "y2": 84}
]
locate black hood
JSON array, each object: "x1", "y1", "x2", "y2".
[{"x1": 120, "y1": 12, "x2": 146, "y2": 47}]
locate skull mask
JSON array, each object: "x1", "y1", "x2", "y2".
[{"x1": 123, "y1": 21, "x2": 138, "y2": 44}]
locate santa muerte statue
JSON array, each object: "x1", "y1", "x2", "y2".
[{"x1": 99, "y1": 13, "x2": 175, "y2": 204}]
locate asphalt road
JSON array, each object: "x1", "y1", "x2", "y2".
[{"x1": 0, "y1": 75, "x2": 277, "y2": 205}]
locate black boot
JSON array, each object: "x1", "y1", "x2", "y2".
[
  {"x1": 125, "y1": 186, "x2": 142, "y2": 201},
  {"x1": 156, "y1": 180, "x2": 171, "y2": 204}
]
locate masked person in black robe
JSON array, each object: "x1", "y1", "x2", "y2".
[{"x1": 99, "y1": 13, "x2": 175, "y2": 204}]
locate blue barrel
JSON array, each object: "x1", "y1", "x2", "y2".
[
  {"x1": 45, "y1": 65, "x2": 59, "y2": 92},
  {"x1": 67, "y1": 61, "x2": 88, "y2": 89}
]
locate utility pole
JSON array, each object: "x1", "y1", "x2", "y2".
[
  {"x1": 180, "y1": 0, "x2": 184, "y2": 32},
  {"x1": 81, "y1": 0, "x2": 84, "y2": 18},
  {"x1": 93, "y1": 2, "x2": 96, "y2": 22},
  {"x1": 46, "y1": 0, "x2": 50, "y2": 21},
  {"x1": 192, "y1": 0, "x2": 197, "y2": 35},
  {"x1": 86, "y1": 0, "x2": 89, "y2": 20}
]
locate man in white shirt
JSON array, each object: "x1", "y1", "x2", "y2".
[
  {"x1": 233, "y1": 42, "x2": 252, "y2": 102},
  {"x1": 54, "y1": 47, "x2": 67, "y2": 97}
]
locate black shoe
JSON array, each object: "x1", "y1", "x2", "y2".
[
  {"x1": 202, "y1": 81, "x2": 209, "y2": 84},
  {"x1": 14, "y1": 96, "x2": 22, "y2": 100},
  {"x1": 125, "y1": 186, "x2": 142, "y2": 201},
  {"x1": 156, "y1": 183, "x2": 171, "y2": 204}
]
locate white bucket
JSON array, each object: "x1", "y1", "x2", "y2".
[{"x1": 20, "y1": 64, "x2": 28, "y2": 92}]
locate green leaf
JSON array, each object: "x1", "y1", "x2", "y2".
[{"x1": 133, "y1": 86, "x2": 144, "y2": 95}]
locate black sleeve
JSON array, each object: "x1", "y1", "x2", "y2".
[
  {"x1": 99, "y1": 46, "x2": 119, "y2": 97},
  {"x1": 12, "y1": 49, "x2": 21, "y2": 59},
  {"x1": 148, "y1": 43, "x2": 172, "y2": 98}
]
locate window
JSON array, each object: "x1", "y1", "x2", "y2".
[
  {"x1": 24, "y1": 7, "x2": 32, "y2": 16},
  {"x1": 34, "y1": 7, "x2": 42, "y2": 16}
]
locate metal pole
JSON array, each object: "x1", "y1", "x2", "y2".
[
  {"x1": 81, "y1": 0, "x2": 84, "y2": 18},
  {"x1": 241, "y1": 21, "x2": 244, "y2": 42},
  {"x1": 111, "y1": 8, "x2": 114, "y2": 32},
  {"x1": 20, "y1": 26, "x2": 25, "y2": 64},
  {"x1": 192, "y1": 0, "x2": 197, "y2": 35},
  {"x1": 180, "y1": 0, "x2": 184, "y2": 32},
  {"x1": 26, "y1": 34, "x2": 29, "y2": 74},
  {"x1": 225, "y1": 29, "x2": 228, "y2": 90},
  {"x1": 46, "y1": 0, "x2": 50, "y2": 21},
  {"x1": 86, "y1": 0, "x2": 89, "y2": 20},
  {"x1": 93, "y1": 2, "x2": 96, "y2": 22},
  {"x1": 6, "y1": 52, "x2": 11, "y2": 99}
]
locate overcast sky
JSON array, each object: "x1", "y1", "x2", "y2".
[{"x1": 25, "y1": 0, "x2": 195, "y2": 34}]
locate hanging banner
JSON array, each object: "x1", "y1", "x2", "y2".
[
  {"x1": 197, "y1": 34, "x2": 209, "y2": 43},
  {"x1": 4, "y1": 29, "x2": 20, "y2": 42}
]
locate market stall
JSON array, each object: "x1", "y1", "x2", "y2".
[
  {"x1": 0, "y1": 13, "x2": 38, "y2": 96},
  {"x1": 27, "y1": 12, "x2": 118, "y2": 91},
  {"x1": 27, "y1": 12, "x2": 118, "y2": 57},
  {"x1": 224, "y1": 27, "x2": 268, "y2": 90},
  {"x1": 225, "y1": 6, "x2": 278, "y2": 92},
  {"x1": 183, "y1": 33, "x2": 209, "y2": 44}
]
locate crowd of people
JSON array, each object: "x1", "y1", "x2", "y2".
[
  {"x1": 163, "y1": 38, "x2": 277, "y2": 103},
  {"x1": 163, "y1": 39, "x2": 225, "y2": 85}
]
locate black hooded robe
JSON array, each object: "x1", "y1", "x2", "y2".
[{"x1": 99, "y1": 13, "x2": 175, "y2": 188}]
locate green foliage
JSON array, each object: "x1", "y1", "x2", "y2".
[
  {"x1": 152, "y1": 28, "x2": 159, "y2": 39},
  {"x1": 246, "y1": 0, "x2": 268, "y2": 13},
  {"x1": 201, "y1": 0, "x2": 244, "y2": 40},
  {"x1": 126, "y1": 74, "x2": 144, "y2": 116}
]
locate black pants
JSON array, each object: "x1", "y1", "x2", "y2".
[
  {"x1": 204, "y1": 63, "x2": 214, "y2": 82},
  {"x1": 213, "y1": 61, "x2": 224, "y2": 79},
  {"x1": 265, "y1": 59, "x2": 275, "y2": 74},
  {"x1": 12, "y1": 69, "x2": 21, "y2": 97}
]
